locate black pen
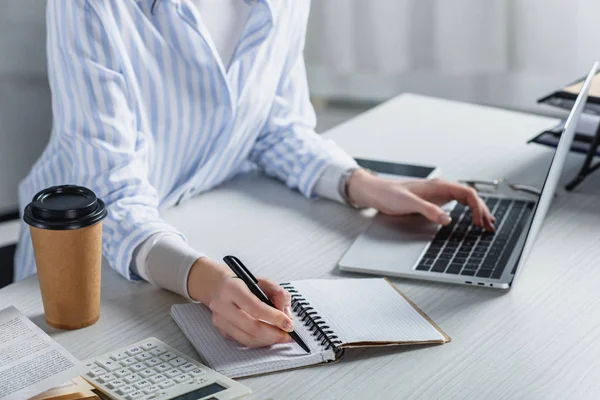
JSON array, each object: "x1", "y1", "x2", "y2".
[{"x1": 223, "y1": 255, "x2": 311, "y2": 354}]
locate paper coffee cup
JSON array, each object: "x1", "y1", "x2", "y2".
[{"x1": 24, "y1": 185, "x2": 107, "y2": 330}]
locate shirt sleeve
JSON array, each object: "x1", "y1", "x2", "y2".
[
  {"x1": 46, "y1": 0, "x2": 182, "y2": 280},
  {"x1": 311, "y1": 164, "x2": 353, "y2": 204},
  {"x1": 133, "y1": 233, "x2": 205, "y2": 299},
  {"x1": 247, "y1": 8, "x2": 357, "y2": 198}
]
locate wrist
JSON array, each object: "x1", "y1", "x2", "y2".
[
  {"x1": 187, "y1": 257, "x2": 232, "y2": 304},
  {"x1": 346, "y1": 169, "x2": 384, "y2": 208}
]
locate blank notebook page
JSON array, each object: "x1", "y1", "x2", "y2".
[
  {"x1": 289, "y1": 278, "x2": 446, "y2": 344},
  {"x1": 171, "y1": 303, "x2": 336, "y2": 378}
]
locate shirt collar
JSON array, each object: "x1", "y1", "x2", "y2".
[{"x1": 136, "y1": 0, "x2": 280, "y2": 24}]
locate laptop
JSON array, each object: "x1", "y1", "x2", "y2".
[{"x1": 339, "y1": 62, "x2": 599, "y2": 289}]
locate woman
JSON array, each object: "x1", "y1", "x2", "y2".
[{"x1": 16, "y1": 0, "x2": 494, "y2": 347}]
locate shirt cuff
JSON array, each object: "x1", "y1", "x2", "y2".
[
  {"x1": 311, "y1": 159, "x2": 359, "y2": 204},
  {"x1": 133, "y1": 232, "x2": 205, "y2": 300}
]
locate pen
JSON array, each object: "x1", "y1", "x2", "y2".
[{"x1": 223, "y1": 255, "x2": 311, "y2": 354}]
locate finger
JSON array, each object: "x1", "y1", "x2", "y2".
[
  {"x1": 406, "y1": 191, "x2": 452, "y2": 225},
  {"x1": 216, "y1": 328, "x2": 233, "y2": 341},
  {"x1": 258, "y1": 278, "x2": 292, "y2": 318},
  {"x1": 478, "y1": 197, "x2": 496, "y2": 232},
  {"x1": 441, "y1": 183, "x2": 485, "y2": 227},
  {"x1": 212, "y1": 314, "x2": 273, "y2": 348},
  {"x1": 219, "y1": 302, "x2": 292, "y2": 345},
  {"x1": 229, "y1": 279, "x2": 294, "y2": 332}
]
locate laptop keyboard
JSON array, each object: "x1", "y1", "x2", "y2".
[{"x1": 415, "y1": 196, "x2": 534, "y2": 279}]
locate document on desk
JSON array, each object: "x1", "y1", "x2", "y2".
[{"x1": 0, "y1": 306, "x2": 86, "y2": 400}]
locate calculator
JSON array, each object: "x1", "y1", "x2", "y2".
[{"x1": 82, "y1": 337, "x2": 251, "y2": 400}]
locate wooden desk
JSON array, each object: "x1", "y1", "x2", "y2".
[{"x1": 3, "y1": 94, "x2": 600, "y2": 399}]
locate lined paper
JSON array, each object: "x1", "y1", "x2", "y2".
[
  {"x1": 171, "y1": 304, "x2": 336, "y2": 378},
  {"x1": 289, "y1": 279, "x2": 446, "y2": 345}
]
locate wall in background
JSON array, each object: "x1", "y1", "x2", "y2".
[
  {"x1": 0, "y1": 1, "x2": 51, "y2": 214},
  {"x1": 305, "y1": 0, "x2": 600, "y2": 114}
]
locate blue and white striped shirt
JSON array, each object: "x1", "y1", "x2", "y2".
[{"x1": 15, "y1": 0, "x2": 356, "y2": 282}]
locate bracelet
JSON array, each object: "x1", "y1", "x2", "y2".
[{"x1": 338, "y1": 168, "x2": 376, "y2": 209}]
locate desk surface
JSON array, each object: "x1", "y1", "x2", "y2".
[{"x1": 3, "y1": 94, "x2": 600, "y2": 400}]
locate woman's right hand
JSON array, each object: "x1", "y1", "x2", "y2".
[{"x1": 187, "y1": 257, "x2": 295, "y2": 348}]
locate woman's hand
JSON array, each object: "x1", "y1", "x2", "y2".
[
  {"x1": 347, "y1": 169, "x2": 496, "y2": 231},
  {"x1": 187, "y1": 258, "x2": 294, "y2": 348}
]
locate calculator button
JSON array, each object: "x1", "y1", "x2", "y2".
[
  {"x1": 145, "y1": 358, "x2": 161, "y2": 367},
  {"x1": 114, "y1": 368, "x2": 131, "y2": 378},
  {"x1": 169, "y1": 357, "x2": 186, "y2": 367},
  {"x1": 188, "y1": 368, "x2": 205, "y2": 377},
  {"x1": 159, "y1": 352, "x2": 176, "y2": 362},
  {"x1": 179, "y1": 362, "x2": 195, "y2": 372},
  {"x1": 143, "y1": 386, "x2": 160, "y2": 394},
  {"x1": 107, "y1": 379, "x2": 126, "y2": 389},
  {"x1": 117, "y1": 385, "x2": 135, "y2": 395},
  {"x1": 173, "y1": 374, "x2": 191, "y2": 384},
  {"x1": 134, "y1": 379, "x2": 151, "y2": 389},
  {"x1": 149, "y1": 374, "x2": 166, "y2": 384},
  {"x1": 88, "y1": 367, "x2": 107, "y2": 377},
  {"x1": 165, "y1": 369, "x2": 182, "y2": 378},
  {"x1": 126, "y1": 347, "x2": 143, "y2": 356},
  {"x1": 123, "y1": 374, "x2": 142, "y2": 384},
  {"x1": 129, "y1": 363, "x2": 145, "y2": 372},
  {"x1": 154, "y1": 363, "x2": 170, "y2": 372},
  {"x1": 96, "y1": 358, "x2": 120, "y2": 371},
  {"x1": 149, "y1": 348, "x2": 166, "y2": 357},
  {"x1": 135, "y1": 353, "x2": 152, "y2": 362},
  {"x1": 97, "y1": 373, "x2": 116, "y2": 383},
  {"x1": 120, "y1": 357, "x2": 137, "y2": 366},
  {"x1": 158, "y1": 380, "x2": 175, "y2": 389},
  {"x1": 140, "y1": 341, "x2": 157, "y2": 351},
  {"x1": 139, "y1": 368, "x2": 156, "y2": 378},
  {"x1": 110, "y1": 352, "x2": 128, "y2": 361},
  {"x1": 127, "y1": 390, "x2": 144, "y2": 400}
]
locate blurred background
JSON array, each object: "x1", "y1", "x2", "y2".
[
  {"x1": 4, "y1": 0, "x2": 600, "y2": 214},
  {"x1": 1, "y1": 1, "x2": 600, "y2": 283}
]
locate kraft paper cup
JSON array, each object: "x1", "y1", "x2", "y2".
[{"x1": 24, "y1": 185, "x2": 107, "y2": 330}]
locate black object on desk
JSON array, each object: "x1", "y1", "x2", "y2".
[
  {"x1": 222, "y1": 255, "x2": 311, "y2": 354},
  {"x1": 537, "y1": 74, "x2": 600, "y2": 191}
]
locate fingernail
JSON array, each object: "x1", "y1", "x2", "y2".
[
  {"x1": 439, "y1": 214, "x2": 452, "y2": 225},
  {"x1": 283, "y1": 320, "x2": 294, "y2": 332},
  {"x1": 284, "y1": 306, "x2": 293, "y2": 319}
]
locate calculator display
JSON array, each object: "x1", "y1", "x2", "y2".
[{"x1": 172, "y1": 382, "x2": 226, "y2": 399}]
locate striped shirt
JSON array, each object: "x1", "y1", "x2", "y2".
[{"x1": 15, "y1": 0, "x2": 356, "y2": 282}]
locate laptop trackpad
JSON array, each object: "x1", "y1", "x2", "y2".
[{"x1": 339, "y1": 213, "x2": 439, "y2": 274}]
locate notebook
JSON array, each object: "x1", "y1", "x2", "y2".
[{"x1": 171, "y1": 278, "x2": 450, "y2": 378}]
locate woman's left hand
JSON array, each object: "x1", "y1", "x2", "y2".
[{"x1": 346, "y1": 169, "x2": 496, "y2": 231}]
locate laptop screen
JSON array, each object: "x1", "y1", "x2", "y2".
[{"x1": 513, "y1": 62, "x2": 599, "y2": 279}]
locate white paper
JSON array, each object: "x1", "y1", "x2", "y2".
[
  {"x1": 0, "y1": 306, "x2": 86, "y2": 400},
  {"x1": 171, "y1": 303, "x2": 336, "y2": 378},
  {"x1": 289, "y1": 279, "x2": 446, "y2": 344}
]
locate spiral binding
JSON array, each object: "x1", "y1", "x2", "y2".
[{"x1": 281, "y1": 283, "x2": 345, "y2": 358}]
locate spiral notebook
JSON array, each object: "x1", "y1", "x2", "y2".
[{"x1": 171, "y1": 278, "x2": 450, "y2": 378}]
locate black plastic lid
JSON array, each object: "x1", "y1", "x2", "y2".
[{"x1": 23, "y1": 185, "x2": 107, "y2": 230}]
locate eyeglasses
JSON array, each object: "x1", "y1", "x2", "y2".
[{"x1": 460, "y1": 178, "x2": 541, "y2": 197}]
